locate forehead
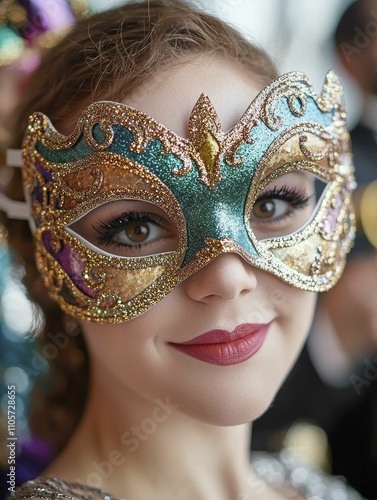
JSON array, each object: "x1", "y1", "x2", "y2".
[{"x1": 123, "y1": 55, "x2": 261, "y2": 138}]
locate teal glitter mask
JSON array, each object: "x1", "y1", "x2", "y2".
[{"x1": 21, "y1": 70, "x2": 356, "y2": 323}]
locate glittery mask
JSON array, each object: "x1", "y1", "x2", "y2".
[{"x1": 22, "y1": 70, "x2": 356, "y2": 323}]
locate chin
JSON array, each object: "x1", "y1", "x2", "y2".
[{"x1": 171, "y1": 376, "x2": 284, "y2": 427}]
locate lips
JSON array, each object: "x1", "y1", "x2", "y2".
[{"x1": 168, "y1": 322, "x2": 271, "y2": 366}]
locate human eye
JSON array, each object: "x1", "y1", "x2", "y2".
[
  {"x1": 250, "y1": 185, "x2": 312, "y2": 223},
  {"x1": 68, "y1": 201, "x2": 179, "y2": 257},
  {"x1": 249, "y1": 171, "x2": 323, "y2": 239},
  {"x1": 93, "y1": 211, "x2": 168, "y2": 251}
]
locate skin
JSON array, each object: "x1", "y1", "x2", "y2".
[{"x1": 43, "y1": 55, "x2": 316, "y2": 499}]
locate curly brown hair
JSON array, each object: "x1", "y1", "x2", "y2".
[{"x1": 3, "y1": 0, "x2": 278, "y2": 455}]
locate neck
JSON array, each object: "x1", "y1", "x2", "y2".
[{"x1": 48, "y1": 361, "x2": 255, "y2": 500}]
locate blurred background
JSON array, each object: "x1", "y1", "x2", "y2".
[{"x1": 0, "y1": 0, "x2": 376, "y2": 499}]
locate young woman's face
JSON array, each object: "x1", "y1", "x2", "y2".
[{"x1": 80, "y1": 56, "x2": 317, "y2": 425}]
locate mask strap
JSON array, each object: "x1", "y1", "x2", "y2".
[
  {"x1": 0, "y1": 149, "x2": 35, "y2": 232},
  {"x1": 6, "y1": 149, "x2": 23, "y2": 167}
]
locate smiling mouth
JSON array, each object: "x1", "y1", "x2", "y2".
[{"x1": 168, "y1": 322, "x2": 272, "y2": 366}]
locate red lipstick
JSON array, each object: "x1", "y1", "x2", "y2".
[{"x1": 169, "y1": 323, "x2": 271, "y2": 366}]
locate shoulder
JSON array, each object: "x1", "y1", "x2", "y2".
[
  {"x1": 251, "y1": 449, "x2": 365, "y2": 500},
  {"x1": 10, "y1": 476, "x2": 75, "y2": 499},
  {"x1": 10, "y1": 476, "x2": 118, "y2": 500}
]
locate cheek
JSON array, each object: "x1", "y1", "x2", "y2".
[
  {"x1": 268, "y1": 285, "x2": 317, "y2": 393},
  {"x1": 272, "y1": 282, "x2": 317, "y2": 367},
  {"x1": 79, "y1": 308, "x2": 181, "y2": 404},
  {"x1": 252, "y1": 276, "x2": 317, "y2": 389},
  {"x1": 254, "y1": 269, "x2": 317, "y2": 339},
  {"x1": 279, "y1": 286, "x2": 317, "y2": 336},
  {"x1": 232, "y1": 285, "x2": 318, "y2": 421}
]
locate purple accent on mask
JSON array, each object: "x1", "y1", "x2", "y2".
[
  {"x1": 35, "y1": 161, "x2": 53, "y2": 181},
  {"x1": 18, "y1": 0, "x2": 75, "y2": 43},
  {"x1": 43, "y1": 231, "x2": 97, "y2": 298},
  {"x1": 323, "y1": 191, "x2": 342, "y2": 234},
  {"x1": 31, "y1": 161, "x2": 52, "y2": 205}
]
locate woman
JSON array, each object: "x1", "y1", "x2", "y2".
[{"x1": 1, "y1": 1, "x2": 360, "y2": 498}]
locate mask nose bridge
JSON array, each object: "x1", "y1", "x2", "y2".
[{"x1": 182, "y1": 199, "x2": 259, "y2": 267}]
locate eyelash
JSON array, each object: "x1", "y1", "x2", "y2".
[
  {"x1": 93, "y1": 211, "x2": 164, "y2": 249},
  {"x1": 255, "y1": 185, "x2": 312, "y2": 220},
  {"x1": 91, "y1": 186, "x2": 310, "y2": 248}
]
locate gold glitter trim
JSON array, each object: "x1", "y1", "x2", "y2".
[{"x1": 21, "y1": 70, "x2": 356, "y2": 322}]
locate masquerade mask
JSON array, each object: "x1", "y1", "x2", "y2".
[{"x1": 18, "y1": 70, "x2": 355, "y2": 323}]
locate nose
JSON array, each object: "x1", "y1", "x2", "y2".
[{"x1": 184, "y1": 253, "x2": 257, "y2": 303}]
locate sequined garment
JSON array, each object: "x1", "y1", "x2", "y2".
[
  {"x1": 250, "y1": 450, "x2": 364, "y2": 500},
  {"x1": 10, "y1": 450, "x2": 364, "y2": 499}
]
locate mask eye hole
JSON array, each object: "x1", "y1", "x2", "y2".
[
  {"x1": 67, "y1": 200, "x2": 180, "y2": 258},
  {"x1": 249, "y1": 171, "x2": 328, "y2": 240}
]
